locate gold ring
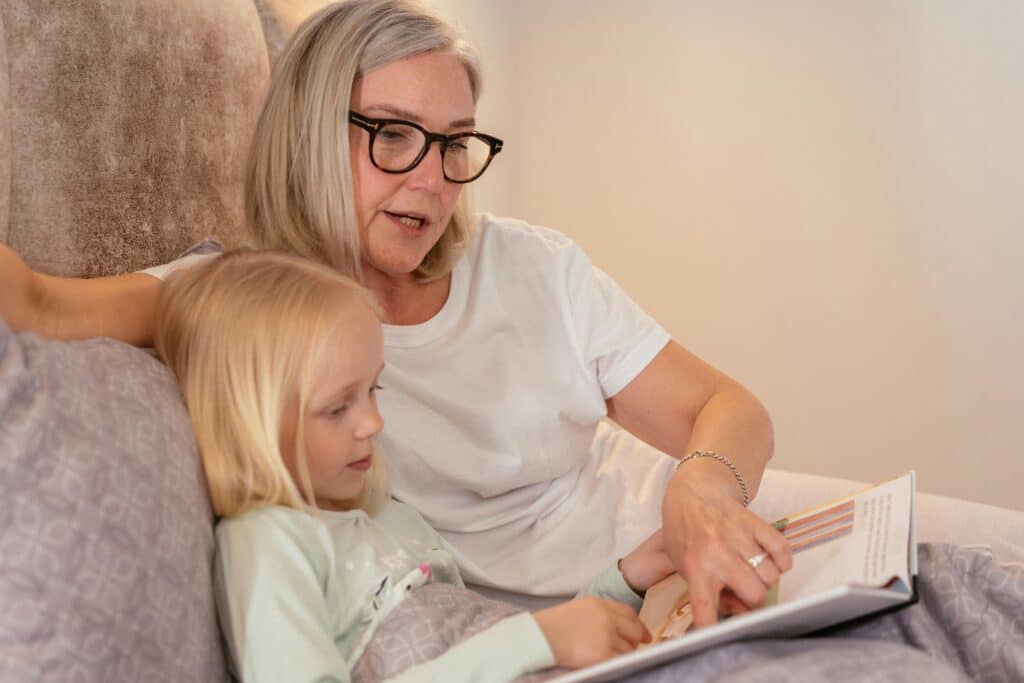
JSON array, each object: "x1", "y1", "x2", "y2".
[{"x1": 746, "y1": 552, "x2": 768, "y2": 569}]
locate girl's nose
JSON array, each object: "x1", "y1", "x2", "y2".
[{"x1": 355, "y1": 404, "x2": 384, "y2": 440}]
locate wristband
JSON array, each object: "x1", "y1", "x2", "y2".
[{"x1": 677, "y1": 450, "x2": 750, "y2": 507}]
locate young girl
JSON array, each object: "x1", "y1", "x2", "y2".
[{"x1": 154, "y1": 248, "x2": 675, "y2": 683}]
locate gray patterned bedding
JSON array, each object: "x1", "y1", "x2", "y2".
[{"x1": 355, "y1": 544, "x2": 1024, "y2": 682}]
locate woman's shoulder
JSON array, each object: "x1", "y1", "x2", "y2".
[{"x1": 472, "y1": 213, "x2": 582, "y2": 263}]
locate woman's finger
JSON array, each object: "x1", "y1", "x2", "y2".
[
  {"x1": 738, "y1": 546, "x2": 781, "y2": 587},
  {"x1": 754, "y1": 556, "x2": 781, "y2": 587},
  {"x1": 719, "y1": 589, "x2": 752, "y2": 616},
  {"x1": 719, "y1": 552, "x2": 769, "y2": 609},
  {"x1": 755, "y1": 520, "x2": 794, "y2": 573},
  {"x1": 687, "y1": 575, "x2": 722, "y2": 628}
]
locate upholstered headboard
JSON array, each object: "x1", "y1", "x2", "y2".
[
  {"x1": 0, "y1": 0, "x2": 334, "y2": 278},
  {"x1": 0, "y1": 14, "x2": 10, "y2": 252}
]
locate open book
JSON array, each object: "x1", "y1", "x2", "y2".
[{"x1": 549, "y1": 471, "x2": 918, "y2": 683}]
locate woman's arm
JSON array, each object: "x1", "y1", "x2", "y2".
[
  {"x1": 0, "y1": 243, "x2": 161, "y2": 345},
  {"x1": 0, "y1": 244, "x2": 39, "y2": 331},
  {"x1": 606, "y1": 340, "x2": 793, "y2": 628}
]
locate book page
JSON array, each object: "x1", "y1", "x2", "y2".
[
  {"x1": 775, "y1": 473, "x2": 913, "y2": 602},
  {"x1": 638, "y1": 472, "x2": 915, "y2": 643},
  {"x1": 637, "y1": 574, "x2": 691, "y2": 642}
]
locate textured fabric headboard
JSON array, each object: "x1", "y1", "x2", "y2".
[
  {"x1": 257, "y1": 0, "x2": 342, "y2": 60},
  {"x1": 0, "y1": 0, "x2": 272, "y2": 277},
  {"x1": 0, "y1": 20, "x2": 10, "y2": 249}
]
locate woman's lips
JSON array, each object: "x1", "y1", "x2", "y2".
[{"x1": 385, "y1": 211, "x2": 429, "y2": 235}]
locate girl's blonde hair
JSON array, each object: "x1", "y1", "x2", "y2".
[
  {"x1": 246, "y1": 0, "x2": 482, "y2": 283},
  {"x1": 155, "y1": 249, "x2": 389, "y2": 518}
]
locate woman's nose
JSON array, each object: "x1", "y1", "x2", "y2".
[{"x1": 404, "y1": 142, "x2": 446, "y2": 193}]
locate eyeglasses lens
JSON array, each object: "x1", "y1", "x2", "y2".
[{"x1": 372, "y1": 122, "x2": 492, "y2": 182}]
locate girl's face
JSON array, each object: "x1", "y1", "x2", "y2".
[
  {"x1": 348, "y1": 50, "x2": 475, "y2": 284},
  {"x1": 279, "y1": 301, "x2": 385, "y2": 510}
]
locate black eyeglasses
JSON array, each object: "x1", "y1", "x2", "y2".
[{"x1": 348, "y1": 111, "x2": 503, "y2": 184}]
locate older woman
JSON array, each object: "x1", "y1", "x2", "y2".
[{"x1": 0, "y1": 0, "x2": 789, "y2": 627}]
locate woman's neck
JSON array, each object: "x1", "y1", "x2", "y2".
[{"x1": 362, "y1": 269, "x2": 451, "y2": 326}]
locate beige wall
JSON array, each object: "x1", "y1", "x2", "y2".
[
  {"x1": 428, "y1": 0, "x2": 521, "y2": 217},
  {"x1": 433, "y1": 1, "x2": 1024, "y2": 510}
]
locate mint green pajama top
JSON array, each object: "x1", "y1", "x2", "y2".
[{"x1": 215, "y1": 499, "x2": 644, "y2": 683}]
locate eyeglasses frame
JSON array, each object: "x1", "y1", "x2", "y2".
[{"x1": 348, "y1": 111, "x2": 504, "y2": 184}]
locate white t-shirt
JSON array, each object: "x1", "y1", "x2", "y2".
[
  {"x1": 144, "y1": 215, "x2": 678, "y2": 597},
  {"x1": 378, "y1": 215, "x2": 675, "y2": 597}
]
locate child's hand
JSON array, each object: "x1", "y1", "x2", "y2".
[
  {"x1": 532, "y1": 596, "x2": 651, "y2": 669},
  {"x1": 618, "y1": 528, "x2": 675, "y2": 593}
]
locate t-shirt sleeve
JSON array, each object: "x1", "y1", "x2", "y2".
[
  {"x1": 561, "y1": 240, "x2": 671, "y2": 398},
  {"x1": 138, "y1": 238, "x2": 223, "y2": 280},
  {"x1": 215, "y1": 511, "x2": 353, "y2": 683}
]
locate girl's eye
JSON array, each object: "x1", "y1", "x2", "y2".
[
  {"x1": 370, "y1": 383, "x2": 383, "y2": 395},
  {"x1": 327, "y1": 405, "x2": 349, "y2": 418}
]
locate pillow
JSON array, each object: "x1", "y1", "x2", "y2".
[{"x1": 0, "y1": 318, "x2": 228, "y2": 682}]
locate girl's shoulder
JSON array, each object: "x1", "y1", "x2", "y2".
[
  {"x1": 370, "y1": 497, "x2": 429, "y2": 527},
  {"x1": 369, "y1": 498, "x2": 443, "y2": 542},
  {"x1": 215, "y1": 501, "x2": 434, "y2": 552},
  {"x1": 216, "y1": 505, "x2": 330, "y2": 549}
]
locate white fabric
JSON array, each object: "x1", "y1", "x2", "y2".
[
  {"x1": 378, "y1": 215, "x2": 675, "y2": 597},
  {"x1": 140, "y1": 251, "x2": 212, "y2": 280},
  {"x1": 140, "y1": 237, "x2": 222, "y2": 279}
]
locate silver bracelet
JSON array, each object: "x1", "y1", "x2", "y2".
[{"x1": 677, "y1": 450, "x2": 751, "y2": 507}]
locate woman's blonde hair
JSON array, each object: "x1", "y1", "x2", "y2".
[
  {"x1": 246, "y1": 0, "x2": 482, "y2": 282},
  {"x1": 155, "y1": 248, "x2": 390, "y2": 518}
]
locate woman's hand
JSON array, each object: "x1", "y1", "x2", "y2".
[
  {"x1": 618, "y1": 529, "x2": 675, "y2": 594},
  {"x1": 533, "y1": 596, "x2": 651, "y2": 669},
  {"x1": 603, "y1": 340, "x2": 785, "y2": 622},
  {"x1": 662, "y1": 460, "x2": 792, "y2": 628}
]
